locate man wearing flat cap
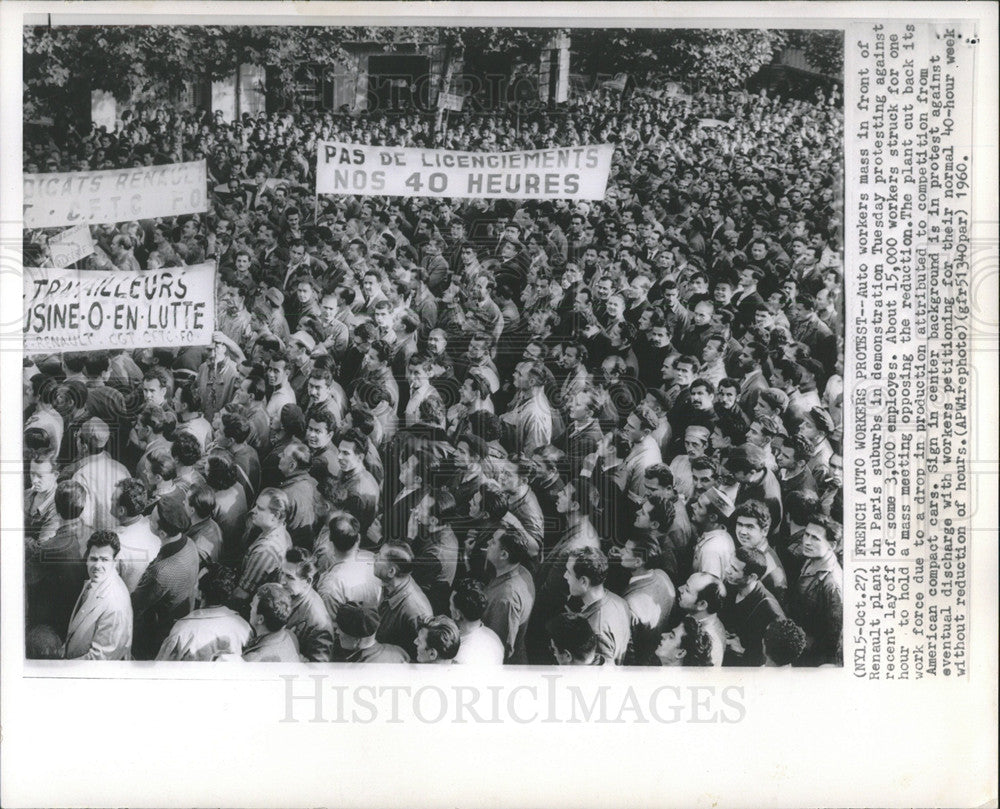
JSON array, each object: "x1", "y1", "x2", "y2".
[
  {"x1": 688, "y1": 486, "x2": 737, "y2": 581},
  {"x1": 130, "y1": 490, "x2": 200, "y2": 660},
  {"x1": 333, "y1": 600, "x2": 410, "y2": 663},
  {"x1": 197, "y1": 331, "x2": 245, "y2": 422}
]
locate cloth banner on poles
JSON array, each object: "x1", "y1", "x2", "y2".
[
  {"x1": 47, "y1": 224, "x2": 96, "y2": 267},
  {"x1": 23, "y1": 160, "x2": 208, "y2": 229},
  {"x1": 316, "y1": 141, "x2": 614, "y2": 201},
  {"x1": 23, "y1": 263, "x2": 216, "y2": 353}
]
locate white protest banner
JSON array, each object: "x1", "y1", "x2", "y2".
[
  {"x1": 23, "y1": 160, "x2": 208, "y2": 229},
  {"x1": 316, "y1": 141, "x2": 613, "y2": 201},
  {"x1": 47, "y1": 224, "x2": 96, "y2": 267},
  {"x1": 437, "y1": 91, "x2": 465, "y2": 111},
  {"x1": 602, "y1": 73, "x2": 629, "y2": 92},
  {"x1": 23, "y1": 263, "x2": 215, "y2": 353}
]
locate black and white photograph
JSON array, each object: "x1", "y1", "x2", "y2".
[
  {"x1": 2, "y1": 4, "x2": 997, "y2": 808},
  {"x1": 18, "y1": 20, "x2": 846, "y2": 667}
]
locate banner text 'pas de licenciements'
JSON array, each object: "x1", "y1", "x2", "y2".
[
  {"x1": 23, "y1": 263, "x2": 216, "y2": 353},
  {"x1": 316, "y1": 142, "x2": 614, "y2": 201},
  {"x1": 23, "y1": 160, "x2": 208, "y2": 229}
]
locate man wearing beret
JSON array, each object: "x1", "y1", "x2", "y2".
[
  {"x1": 130, "y1": 490, "x2": 200, "y2": 660},
  {"x1": 334, "y1": 600, "x2": 409, "y2": 663}
]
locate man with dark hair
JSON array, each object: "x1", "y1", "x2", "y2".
[
  {"x1": 331, "y1": 429, "x2": 381, "y2": 545},
  {"x1": 374, "y1": 542, "x2": 433, "y2": 659},
  {"x1": 280, "y1": 548, "x2": 335, "y2": 662},
  {"x1": 304, "y1": 407, "x2": 340, "y2": 487},
  {"x1": 501, "y1": 360, "x2": 554, "y2": 455},
  {"x1": 65, "y1": 531, "x2": 133, "y2": 660},
  {"x1": 618, "y1": 534, "x2": 676, "y2": 665},
  {"x1": 563, "y1": 546, "x2": 631, "y2": 665},
  {"x1": 234, "y1": 488, "x2": 293, "y2": 603},
  {"x1": 689, "y1": 486, "x2": 737, "y2": 580},
  {"x1": 170, "y1": 431, "x2": 207, "y2": 494},
  {"x1": 728, "y1": 443, "x2": 783, "y2": 533},
  {"x1": 787, "y1": 517, "x2": 843, "y2": 666},
  {"x1": 173, "y1": 383, "x2": 212, "y2": 452},
  {"x1": 415, "y1": 615, "x2": 462, "y2": 664},
  {"x1": 721, "y1": 546, "x2": 786, "y2": 666},
  {"x1": 676, "y1": 571, "x2": 727, "y2": 666},
  {"x1": 264, "y1": 355, "x2": 297, "y2": 430},
  {"x1": 186, "y1": 485, "x2": 223, "y2": 565},
  {"x1": 25, "y1": 455, "x2": 59, "y2": 546},
  {"x1": 546, "y1": 614, "x2": 602, "y2": 665},
  {"x1": 654, "y1": 615, "x2": 716, "y2": 667},
  {"x1": 735, "y1": 342, "x2": 771, "y2": 414},
  {"x1": 764, "y1": 617, "x2": 808, "y2": 666},
  {"x1": 409, "y1": 488, "x2": 460, "y2": 615},
  {"x1": 276, "y1": 441, "x2": 320, "y2": 550},
  {"x1": 449, "y1": 577, "x2": 504, "y2": 665},
  {"x1": 220, "y1": 411, "x2": 261, "y2": 500},
  {"x1": 482, "y1": 528, "x2": 536, "y2": 664},
  {"x1": 243, "y1": 582, "x2": 301, "y2": 662},
  {"x1": 156, "y1": 564, "x2": 252, "y2": 661},
  {"x1": 732, "y1": 499, "x2": 788, "y2": 606},
  {"x1": 110, "y1": 478, "x2": 161, "y2": 592},
  {"x1": 495, "y1": 458, "x2": 544, "y2": 559},
  {"x1": 131, "y1": 491, "x2": 200, "y2": 660},
  {"x1": 25, "y1": 467, "x2": 87, "y2": 635},
  {"x1": 316, "y1": 511, "x2": 381, "y2": 621}
]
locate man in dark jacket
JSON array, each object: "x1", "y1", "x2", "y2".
[
  {"x1": 131, "y1": 491, "x2": 200, "y2": 660},
  {"x1": 721, "y1": 546, "x2": 785, "y2": 666}
]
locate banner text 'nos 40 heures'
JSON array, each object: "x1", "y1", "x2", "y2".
[{"x1": 316, "y1": 142, "x2": 614, "y2": 201}]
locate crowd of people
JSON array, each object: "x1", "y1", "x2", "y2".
[{"x1": 22, "y1": 80, "x2": 845, "y2": 666}]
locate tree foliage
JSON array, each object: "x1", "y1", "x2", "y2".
[
  {"x1": 779, "y1": 29, "x2": 844, "y2": 77},
  {"x1": 571, "y1": 28, "x2": 787, "y2": 90},
  {"x1": 23, "y1": 25, "x2": 825, "y2": 121}
]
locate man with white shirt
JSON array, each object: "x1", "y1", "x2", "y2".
[
  {"x1": 699, "y1": 334, "x2": 728, "y2": 388},
  {"x1": 450, "y1": 577, "x2": 504, "y2": 665},
  {"x1": 316, "y1": 511, "x2": 381, "y2": 621},
  {"x1": 617, "y1": 405, "x2": 663, "y2": 503},
  {"x1": 172, "y1": 383, "x2": 213, "y2": 453},
  {"x1": 501, "y1": 360, "x2": 554, "y2": 455},
  {"x1": 265, "y1": 355, "x2": 297, "y2": 429},
  {"x1": 688, "y1": 487, "x2": 737, "y2": 580},
  {"x1": 110, "y1": 478, "x2": 161, "y2": 593}
]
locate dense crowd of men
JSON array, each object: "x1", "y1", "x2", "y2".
[{"x1": 23, "y1": 79, "x2": 845, "y2": 666}]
